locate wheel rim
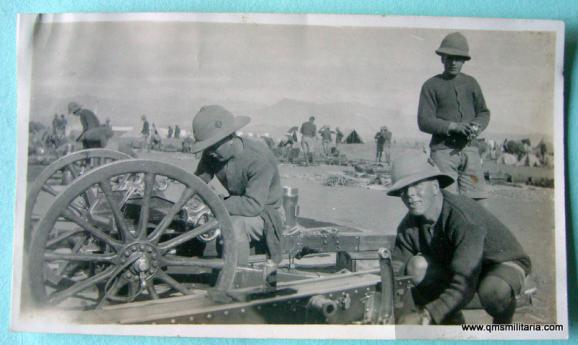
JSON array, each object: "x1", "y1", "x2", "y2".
[
  {"x1": 26, "y1": 149, "x2": 131, "y2": 248},
  {"x1": 29, "y1": 159, "x2": 238, "y2": 310}
]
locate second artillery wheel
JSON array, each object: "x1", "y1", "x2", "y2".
[
  {"x1": 25, "y1": 149, "x2": 132, "y2": 247},
  {"x1": 29, "y1": 159, "x2": 240, "y2": 310}
]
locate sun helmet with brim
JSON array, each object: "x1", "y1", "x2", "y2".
[
  {"x1": 387, "y1": 155, "x2": 455, "y2": 196},
  {"x1": 190, "y1": 105, "x2": 250, "y2": 154},
  {"x1": 68, "y1": 102, "x2": 81, "y2": 114},
  {"x1": 435, "y1": 32, "x2": 471, "y2": 61}
]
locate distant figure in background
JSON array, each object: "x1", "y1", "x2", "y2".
[
  {"x1": 141, "y1": 115, "x2": 150, "y2": 152},
  {"x1": 287, "y1": 126, "x2": 299, "y2": 148},
  {"x1": 335, "y1": 127, "x2": 344, "y2": 146},
  {"x1": 174, "y1": 124, "x2": 181, "y2": 139},
  {"x1": 374, "y1": 127, "x2": 389, "y2": 162},
  {"x1": 60, "y1": 114, "x2": 67, "y2": 135},
  {"x1": 52, "y1": 113, "x2": 67, "y2": 142},
  {"x1": 318, "y1": 125, "x2": 334, "y2": 156},
  {"x1": 151, "y1": 123, "x2": 161, "y2": 150},
  {"x1": 536, "y1": 138, "x2": 549, "y2": 166},
  {"x1": 300, "y1": 116, "x2": 317, "y2": 165},
  {"x1": 105, "y1": 118, "x2": 112, "y2": 130},
  {"x1": 278, "y1": 127, "x2": 300, "y2": 163},
  {"x1": 168, "y1": 125, "x2": 173, "y2": 139},
  {"x1": 68, "y1": 101, "x2": 112, "y2": 149},
  {"x1": 182, "y1": 135, "x2": 193, "y2": 153},
  {"x1": 382, "y1": 126, "x2": 392, "y2": 163},
  {"x1": 52, "y1": 114, "x2": 59, "y2": 136}
]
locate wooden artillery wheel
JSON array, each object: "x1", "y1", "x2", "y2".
[
  {"x1": 25, "y1": 149, "x2": 132, "y2": 247},
  {"x1": 28, "y1": 160, "x2": 238, "y2": 310}
]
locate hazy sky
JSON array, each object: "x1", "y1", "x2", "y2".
[{"x1": 27, "y1": 18, "x2": 557, "y2": 139}]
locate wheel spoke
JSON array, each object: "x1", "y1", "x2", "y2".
[
  {"x1": 62, "y1": 209, "x2": 122, "y2": 250},
  {"x1": 162, "y1": 255, "x2": 224, "y2": 269},
  {"x1": 155, "y1": 270, "x2": 192, "y2": 295},
  {"x1": 96, "y1": 276, "x2": 126, "y2": 308},
  {"x1": 41, "y1": 184, "x2": 59, "y2": 197},
  {"x1": 128, "y1": 280, "x2": 140, "y2": 302},
  {"x1": 48, "y1": 265, "x2": 117, "y2": 305},
  {"x1": 99, "y1": 179, "x2": 133, "y2": 241},
  {"x1": 46, "y1": 229, "x2": 84, "y2": 248},
  {"x1": 66, "y1": 198, "x2": 91, "y2": 217},
  {"x1": 148, "y1": 187, "x2": 195, "y2": 243},
  {"x1": 136, "y1": 173, "x2": 155, "y2": 240},
  {"x1": 44, "y1": 251, "x2": 116, "y2": 263},
  {"x1": 67, "y1": 163, "x2": 80, "y2": 179},
  {"x1": 67, "y1": 162, "x2": 96, "y2": 208},
  {"x1": 158, "y1": 219, "x2": 219, "y2": 253},
  {"x1": 146, "y1": 284, "x2": 159, "y2": 300},
  {"x1": 55, "y1": 234, "x2": 86, "y2": 277}
]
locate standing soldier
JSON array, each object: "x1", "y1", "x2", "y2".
[
  {"x1": 382, "y1": 126, "x2": 392, "y2": 163},
  {"x1": 300, "y1": 116, "x2": 317, "y2": 165},
  {"x1": 141, "y1": 115, "x2": 150, "y2": 152},
  {"x1": 68, "y1": 101, "x2": 111, "y2": 149},
  {"x1": 174, "y1": 124, "x2": 181, "y2": 139},
  {"x1": 151, "y1": 123, "x2": 161, "y2": 150},
  {"x1": 54, "y1": 113, "x2": 67, "y2": 141},
  {"x1": 335, "y1": 127, "x2": 344, "y2": 147},
  {"x1": 168, "y1": 125, "x2": 174, "y2": 139},
  {"x1": 417, "y1": 32, "x2": 490, "y2": 203},
  {"x1": 374, "y1": 127, "x2": 387, "y2": 162},
  {"x1": 318, "y1": 125, "x2": 334, "y2": 157},
  {"x1": 52, "y1": 114, "x2": 59, "y2": 136},
  {"x1": 59, "y1": 114, "x2": 68, "y2": 139},
  {"x1": 105, "y1": 118, "x2": 112, "y2": 130}
]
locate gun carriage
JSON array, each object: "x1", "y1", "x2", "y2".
[{"x1": 24, "y1": 149, "x2": 532, "y2": 325}]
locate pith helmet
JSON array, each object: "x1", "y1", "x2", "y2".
[
  {"x1": 190, "y1": 105, "x2": 250, "y2": 154},
  {"x1": 68, "y1": 102, "x2": 81, "y2": 114},
  {"x1": 435, "y1": 32, "x2": 471, "y2": 60},
  {"x1": 387, "y1": 155, "x2": 454, "y2": 196}
]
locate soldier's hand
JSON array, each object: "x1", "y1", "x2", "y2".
[
  {"x1": 466, "y1": 122, "x2": 481, "y2": 136},
  {"x1": 448, "y1": 122, "x2": 472, "y2": 136}
]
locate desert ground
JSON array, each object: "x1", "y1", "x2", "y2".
[{"x1": 24, "y1": 140, "x2": 558, "y2": 325}]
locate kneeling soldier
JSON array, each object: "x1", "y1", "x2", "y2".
[
  {"x1": 191, "y1": 105, "x2": 284, "y2": 266},
  {"x1": 388, "y1": 155, "x2": 531, "y2": 325}
]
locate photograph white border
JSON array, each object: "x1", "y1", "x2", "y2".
[{"x1": 11, "y1": 12, "x2": 567, "y2": 340}]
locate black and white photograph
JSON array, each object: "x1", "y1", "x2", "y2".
[{"x1": 12, "y1": 13, "x2": 567, "y2": 339}]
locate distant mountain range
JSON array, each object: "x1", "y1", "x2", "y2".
[{"x1": 30, "y1": 96, "x2": 552, "y2": 144}]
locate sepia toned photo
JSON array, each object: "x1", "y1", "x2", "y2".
[{"x1": 12, "y1": 13, "x2": 567, "y2": 339}]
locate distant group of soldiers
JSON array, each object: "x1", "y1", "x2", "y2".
[
  {"x1": 279, "y1": 116, "x2": 345, "y2": 166},
  {"x1": 141, "y1": 116, "x2": 184, "y2": 151},
  {"x1": 285, "y1": 115, "x2": 393, "y2": 165},
  {"x1": 167, "y1": 124, "x2": 182, "y2": 139}
]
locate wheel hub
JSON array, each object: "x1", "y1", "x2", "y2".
[{"x1": 120, "y1": 243, "x2": 159, "y2": 280}]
